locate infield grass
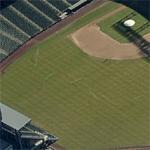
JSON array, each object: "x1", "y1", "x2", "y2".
[
  {"x1": 99, "y1": 7, "x2": 150, "y2": 43},
  {"x1": 1, "y1": 1, "x2": 150, "y2": 150}
]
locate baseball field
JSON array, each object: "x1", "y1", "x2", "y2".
[{"x1": 1, "y1": 1, "x2": 150, "y2": 150}]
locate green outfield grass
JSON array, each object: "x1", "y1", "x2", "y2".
[
  {"x1": 99, "y1": 7, "x2": 150, "y2": 43},
  {"x1": 1, "y1": 1, "x2": 150, "y2": 150}
]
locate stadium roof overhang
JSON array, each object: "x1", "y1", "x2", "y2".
[
  {"x1": 68, "y1": 0, "x2": 89, "y2": 10},
  {"x1": 0, "y1": 103, "x2": 31, "y2": 131}
]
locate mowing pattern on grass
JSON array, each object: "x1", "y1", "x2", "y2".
[
  {"x1": 98, "y1": 7, "x2": 150, "y2": 43},
  {"x1": 1, "y1": 2, "x2": 150, "y2": 150}
]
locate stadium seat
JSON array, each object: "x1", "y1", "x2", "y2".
[
  {"x1": 29, "y1": 0, "x2": 60, "y2": 22},
  {"x1": 12, "y1": 0, "x2": 53, "y2": 29},
  {"x1": 0, "y1": 33, "x2": 20, "y2": 54},
  {"x1": 47, "y1": 0, "x2": 69, "y2": 11},
  {"x1": 0, "y1": 18, "x2": 29, "y2": 42},
  {"x1": 67, "y1": 0, "x2": 80, "y2": 5},
  {"x1": 1, "y1": 7, "x2": 40, "y2": 36}
]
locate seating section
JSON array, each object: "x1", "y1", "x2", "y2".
[
  {"x1": 0, "y1": 33, "x2": 20, "y2": 54},
  {"x1": 12, "y1": 0, "x2": 53, "y2": 28},
  {"x1": 0, "y1": 0, "x2": 84, "y2": 62},
  {"x1": 47, "y1": 0, "x2": 69, "y2": 11},
  {"x1": 28, "y1": 0, "x2": 60, "y2": 21},
  {"x1": 1, "y1": 7, "x2": 40, "y2": 36},
  {"x1": 0, "y1": 53, "x2": 6, "y2": 62},
  {"x1": 0, "y1": 18, "x2": 29, "y2": 42}
]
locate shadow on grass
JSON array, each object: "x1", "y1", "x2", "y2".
[{"x1": 112, "y1": 12, "x2": 150, "y2": 61}]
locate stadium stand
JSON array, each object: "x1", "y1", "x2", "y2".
[
  {"x1": 0, "y1": 139, "x2": 13, "y2": 150},
  {"x1": 12, "y1": 0, "x2": 54, "y2": 28},
  {"x1": 0, "y1": 0, "x2": 93, "y2": 62},
  {"x1": 68, "y1": 0, "x2": 93, "y2": 11},
  {"x1": 28, "y1": 0, "x2": 60, "y2": 21},
  {"x1": 1, "y1": 7, "x2": 40, "y2": 36},
  {"x1": 0, "y1": 17, "x2": 29, "y2": 42},
  {"x1": 47, "y1": 0, "x2": 69, "y2": 11},
  {"x1": 0, "y1": 33, "x2": 20, "y2": 53},
  {"x1": 0, "y1": 53, "x2": 6, "y2": 61},
  {"x1": 67, "y1": 0, "x2": 80, "y2": 5},
  {"x1": 0, "y1": 103, "x2": 58, "y2": 150}
]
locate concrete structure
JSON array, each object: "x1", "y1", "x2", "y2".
[{"x1": 0, "y1": 103, "x2": 58, "y2": 150}]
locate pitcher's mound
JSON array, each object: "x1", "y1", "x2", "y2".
[{"x1": 71, "y1": 24, "x2": 150, "y2": 60}]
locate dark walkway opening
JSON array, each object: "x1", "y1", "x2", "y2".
[{"x1": 114, "y1": 0, "x2": 150, "y2": 20}]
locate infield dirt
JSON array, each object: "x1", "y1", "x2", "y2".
[{"x1": 71, "y1": 23, "x2": 150, "y2": 60}]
